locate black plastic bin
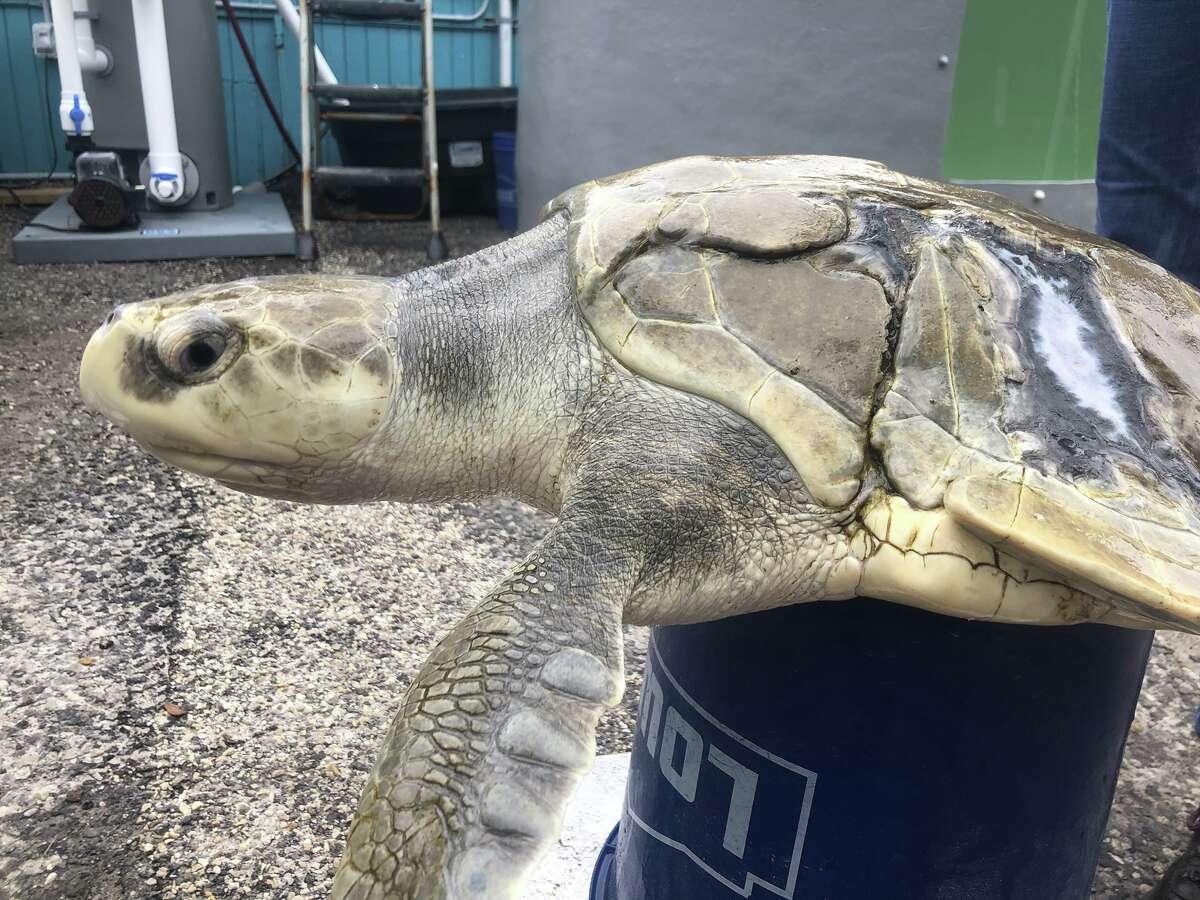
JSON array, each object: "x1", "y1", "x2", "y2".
[{"x1": 321, "y1": 87, "x2": 517, "y2": 216}]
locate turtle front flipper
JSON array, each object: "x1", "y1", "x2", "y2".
[{"x1": 331, "y1": 532, "x2": 629, "y2": 900}]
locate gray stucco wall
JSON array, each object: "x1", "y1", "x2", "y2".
[{"x1": 515, "y1": 0, "x2": 1096, "y2": 230}]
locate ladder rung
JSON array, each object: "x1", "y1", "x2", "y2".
[
  {"x1": 320, "y1": 110, "x2": 422, "y2": 123},
  {"x1": 314, "y1": 166, "x2": 425, "y2": 188},
  {"x1": 311, "y1": 0, "x2": 422, "y2": 19},
  {"x1": 417, "y1": 88, "x2": 518, "y2": 111},
  {"x1": 313, "y1": 84, "x2": 423, "y2": 105},
  {"x1": 314, "y1": 86, "x2": 518, "y2": 114}
]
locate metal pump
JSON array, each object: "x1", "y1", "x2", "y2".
[
  {"x1": 14, "y1": 0, "x2": 295, "y2": 264},
  {"x1": 68, "y1": 151, "x2": 138, "y2": 229}
]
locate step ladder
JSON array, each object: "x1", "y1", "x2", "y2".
[{"x1": 297, "y1": 0, "x2": 447, "y2": 263}]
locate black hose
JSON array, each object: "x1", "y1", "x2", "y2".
[
  {"x1": 219, "y1": 0, "x2": 302, "y2": 165},
  {"x1": 8, "y1": 57, "x2": 65, "y2": 191}
]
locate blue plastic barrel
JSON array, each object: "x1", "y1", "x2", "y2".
[
  {"x1": 593, "y1": 598, "x2": 1153, "y2": 899},
  {"x1": 493, "y1": 131, "x2": 518, "y2": 231}
]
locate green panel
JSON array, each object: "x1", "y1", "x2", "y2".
[{"x1": 942, "y1": 0, "x2": 1107, "y2": 182}]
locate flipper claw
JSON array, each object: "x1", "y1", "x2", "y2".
[{"x1": 332, "y1": 548, "x2": 626, "y2": 900}]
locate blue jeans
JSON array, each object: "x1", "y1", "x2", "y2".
[{"x1": 1096, "y1": 0, "x2": 1200, "y2": 287}]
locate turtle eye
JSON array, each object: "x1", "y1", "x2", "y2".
[
  {"x1": 179, "y1": 334, "x2": 227, "y2": 375},
  {"x1": 155, "y1": 311, "x2": 241, "y2": 383}
]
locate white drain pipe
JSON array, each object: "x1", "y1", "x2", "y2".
[
  {"x1": 498, "y1": 0, "x2": 513, "y2": 87},
  {"x1": 130, "y1": 0, "x2": 185, "y2": 204},
  {"x1": 273, "y1": 0, "x2": 337, "y2": 85},
  {"x1": 71, "y1": 0, "x2": 112, "y2": 74},
  {"x1": 48, "y1": 0, "x2": 93, "y2": 135}
]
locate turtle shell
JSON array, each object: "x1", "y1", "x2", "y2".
[{"x1": 544, "y1": 155, "x2": 1200, "y2": 632}]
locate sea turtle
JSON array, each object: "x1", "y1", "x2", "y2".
[{"x1": 79, "y1": 155, "x2": 1200, "y2": 900}]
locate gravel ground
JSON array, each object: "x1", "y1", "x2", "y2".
[{"x1": 0, "y1": 198, "x2": 1197, "y2": 900}]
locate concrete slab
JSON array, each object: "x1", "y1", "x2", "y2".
[
  {"x1": 526, "y1": 753, "x2": 629, "y2": 899},
  {"x1": 11, "y1": 191, "x2": 296, "y2": 264}
]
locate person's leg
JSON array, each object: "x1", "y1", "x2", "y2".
[
  {"x1": 1098, "y1": 2, "x2": 1200, "y2": 895},
  {"x1": 1096, "y1": 0, "x2": 1200, "y2": 288}
]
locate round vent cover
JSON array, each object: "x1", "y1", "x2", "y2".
[{"x1": 69, "y1": 177, "x2": 134, "y2": 230}]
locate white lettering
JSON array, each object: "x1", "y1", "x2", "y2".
[
  {"x1": 659, "y1": 706, "x2": 703, "y2": 802},
  {"x1": 640, "y1": 671, "x2": 665, "y2": 757},
  {"x1": 707, "y1": 745, "x2": 759, "y2": 858}
]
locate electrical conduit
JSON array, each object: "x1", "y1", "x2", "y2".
[
  {"x1": 273, "y1": 0, "x2": 337, "y2": 85},
  {"x1": 498, "y1": 0, "x2": 512, "y2": 87}
]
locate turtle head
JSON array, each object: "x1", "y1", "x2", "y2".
[{"x1": 79, "y1": 275, "x2": 399, "y2": 503}]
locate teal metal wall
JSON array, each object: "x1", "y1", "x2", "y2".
[
  {"x1": 0, "y1": 1, "x2": 67, "y2": 176},
  {"x1": 0, "y1": 0, "x2": 516, "y2": 184}
]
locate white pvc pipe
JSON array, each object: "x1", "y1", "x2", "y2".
[
  {"x1": 422, "y1": 0, "x2": 440, "y2": 234},
  {"x1": 431, "y1": 0, "x2": 488, "y2": 22},
  {"x1": 498, "y1": 0, "x2": 512, "y2": 88},
  {"x1": 49, "y1": 0, "x2": 93, "y2": 135},
  {"x1": 299, "y1": 0, "x2": 312, "y2": 234},
  {"x1": 72, "y1": 0, "x2": 111, "y2": 75},
  {"x1": 273, "y1": 0, "x2": 337, "y2": 85},
  {"x1": 130, "y1": 0, "x2": 185, "y2": 204},
  {"x1": 225, "y1": 0, "x2": 490, "y2": 22}
]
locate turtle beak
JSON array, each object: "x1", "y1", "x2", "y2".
[{"x1": 80, "y1": 305, "x2": 136, "y2": 425}]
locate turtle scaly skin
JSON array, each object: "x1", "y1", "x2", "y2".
[{"x1": 80, "y1": 156, "x2": 1200, "y2": 899}]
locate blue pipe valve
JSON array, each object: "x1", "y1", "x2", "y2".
[
  {"x1": 149, "y1": 171, "x2": 183, "y2": 204},
  {"x1": 69, "y1": 95, "x2": 85, "y2": 135}
]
